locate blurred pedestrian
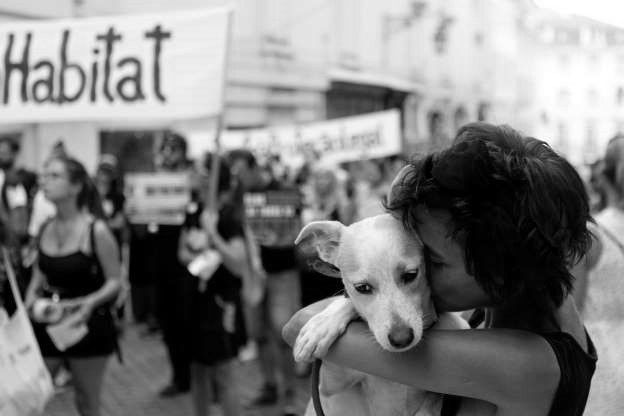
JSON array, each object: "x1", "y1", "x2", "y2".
[
  {"x1": 94, "y1": 155, "x2": 130, "y2": 331},
  {"x1": 178, "y1": 153, "x2": 246, "y2": 416},
  {"x1": 351, "y1": 159, "x2": 387, "y2": 221},
  {"x1": 224, "y1": 148, "x2": 267, "y2": 362},
  {"x1": 576, "y1": 134, "x2": 624, "y2": 415},
  {"x1": 24, "y1": 156, "x2": 121, "y2": 416},
  {"x1": 299, "y1": 163, "x2": 348, "y2": 306},
  {"x1": 248, "y1": 164, "x2": 301, "y2": 416},
  {"x1": 0, "y1": 136, "x2": 30, "y2": 293},
  {"x1": 148, "y1": 131, "x2": 194, "y2": 397}
]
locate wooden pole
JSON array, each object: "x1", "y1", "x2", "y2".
[{"x1": 207, "y1": 9, "x2": 233, "y2": 212}]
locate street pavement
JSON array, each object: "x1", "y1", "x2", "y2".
[{"x1": 44, "y1": 324, "x2": 310, "y2": 416}]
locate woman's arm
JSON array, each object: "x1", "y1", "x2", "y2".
[
  {"x1": 284, "y1": 305, "x2": 559, "y2": 412},
  {"x1": 177, "y1": 229, "x2": 195, "y2": 266},
  {"x1": 24, "y1": 264, "x2": 44, "y2": 309},
  {"x1": 211, "y1": 233, "x2": 246, "y2": 277}
]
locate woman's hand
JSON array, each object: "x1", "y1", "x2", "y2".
[
  {"x1": 200, "y1": 210, "x2": 219, "y2": 237},
  {"x1": 293, "y1": 297, "x2": 357, "y2": 362},
  {"x1": 66, "y1": 297, "x2": 95, "y2": 326}
]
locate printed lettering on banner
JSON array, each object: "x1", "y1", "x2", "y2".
[
  {"x1": 0, "y1": 7, "x2": 230, "y2": 123},
  {"x1": 221, "y1": 109, "x2": 402, "y2": 167},
  {"x1": 244, "y1": 190, "x2": 302, "y2": 248},
  {"x1": 124, "y1": 172, "x2": 191, "y2": 225}
]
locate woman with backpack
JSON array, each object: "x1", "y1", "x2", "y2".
[{"x1": 24, "y1": 156, "x2": 121, "y2": 416}]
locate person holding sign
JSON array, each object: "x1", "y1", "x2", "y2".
[
  {"x1": 246, "y1": 164, "x2": 302, "y2": 416},
  {"x1": 24, "y1": 156, "x2": 121, "y2": 416},
  {"x1": 177, "y1": 154, "x2": 246, "y2": 416}
]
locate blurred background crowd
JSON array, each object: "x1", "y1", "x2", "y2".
[{"x1": 0, "y1": 0, "x2": 624, "y2": 415}]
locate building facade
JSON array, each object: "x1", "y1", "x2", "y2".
[
  {"x1": 521, "y1": 8, "x2": 624, "y2": 165},
  {"x1": 1, "y1": 0, "x2": 527, "y2": 171}
]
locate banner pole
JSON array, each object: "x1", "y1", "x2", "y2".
[{"x1": 207, "y1": 8, "x2": 234, "y2": 212}]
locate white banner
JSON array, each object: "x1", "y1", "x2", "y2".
[
  {"x1": 0, "y1": 8, "x2": 231, "y2": 123},
  {"x1": 221, "y1": 109, "x2": 402, "y2": 166}
]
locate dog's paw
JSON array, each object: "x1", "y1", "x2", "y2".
[{"x1": 293, "y1": 298, "x2": 355, "y2": 362}]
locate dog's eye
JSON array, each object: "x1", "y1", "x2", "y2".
[
  {"x1": 354, "y1": 283, "x2": 373, "y2": 294},
  {"x1": 402, "y1": 270, "x2": 419, "y2": 284}
]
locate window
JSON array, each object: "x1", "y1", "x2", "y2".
[
  {"x1": 587, "y1": 89, "x2": 599, "y2": 106},
  {"x1": 558, "y1": 89, "x2": 570, "y2": 107}
]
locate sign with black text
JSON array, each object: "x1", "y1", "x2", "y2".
[
  {"x1": 124, "y1": 172, "x2": 191, "y2": 225},
  {"x1": 244, "y1": 191, "x2": 302, "y2": 248},
  {"x1": 0, "y1": 8, "x2": 230, "y2": 123}
]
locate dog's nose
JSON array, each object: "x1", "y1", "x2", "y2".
[{"x1": 388, "y1": 326, "x2": 414, "y2": 349}]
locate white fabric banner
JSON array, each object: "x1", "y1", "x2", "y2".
[
  {"x1": 0, "y1": 8, "x2": 230, "y2": 123},
  {"x1": 221, "y1": 109, "x2": 402, "y2": 166}
]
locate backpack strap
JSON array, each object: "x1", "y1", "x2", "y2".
[{"x1": 35, "y1": 217, "x2": 54, "y2": 251}]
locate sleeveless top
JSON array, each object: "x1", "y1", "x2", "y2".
[
  {"x1": 583, "y1": 207, "x2": 624, "y2": 415},
  {"x1": 34, "y1": 219, "x2": 118, "y2": 358},
  {"x1": 39, "y1": 220, "x2": 104, "y2": 299},
  {"x1": 442, "y1": 320, "x2": 597, "y2": 416}
]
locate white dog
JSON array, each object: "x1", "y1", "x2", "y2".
[{"x1": 294, "y1": 214, "x2": 467, "y2": 416}]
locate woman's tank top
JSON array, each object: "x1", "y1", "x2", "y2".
[
  {"x1": 38, "y1": 220, "x2": 105, "y2": 299},
  {"x1": 441, "y1": 331, "x2": 596, "y2": 416}
]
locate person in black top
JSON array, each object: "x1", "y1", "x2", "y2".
[
  {"x1": 285, "y1": 123, "x2": 597, "y2": 416},
  {"x1": 147, "y1": 131, "x2": 195, "y2": 397},
  {"x1": 248, "y1": 169, "x2": 302, "y2": 416},
  {"x1": 24, "y1": 156, "x2": 121, "y2": 416},
  {"x1": 178, "y1": 154, "x2": 246, "y2": 416}
]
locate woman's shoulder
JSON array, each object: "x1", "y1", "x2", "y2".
[{"x1": 88, "y1": 216, "x2": 115, "y2": 244}]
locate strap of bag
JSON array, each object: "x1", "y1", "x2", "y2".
[
  {"x1": 2, "y1": 246, "x2": 24, "y2": 312},
  {"x1": 597, "y1": 223, "x2": 624, "y2": 257}
]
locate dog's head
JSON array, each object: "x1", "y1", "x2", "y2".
[{"x1": 296, "y1": 213, "x2": 437, "y2": 352}]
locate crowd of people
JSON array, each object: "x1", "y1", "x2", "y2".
[
  {"x1": 0, "y1": 131, "x2": 405, "y2": 416},
  {"x1": 0, "y1": 122, "x2": 622, "y2": 416}
]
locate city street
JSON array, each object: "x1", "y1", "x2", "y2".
[{"x1": 44, "y1": 324, "x2": 310, "y2": 416}]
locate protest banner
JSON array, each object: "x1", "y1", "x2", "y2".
[
  {"x1": 124, "y1": 172, "x2": 191, "y2": 225},
  {"x1": 0, "y1": 7, "x2": 230, "y2": 123},
  {"x1": 244, "y1": 190, "x2": 302, "y2": 247},
  {"x1": 221, "y1": 109, "x2": 402, "y2": 167}
]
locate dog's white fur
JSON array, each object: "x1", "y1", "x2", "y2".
[{"x1": 295, "y1": 214, "x2": 468, "y2": 416}]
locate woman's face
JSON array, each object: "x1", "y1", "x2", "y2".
[
  {"x1": 414, "y1": 205, "x2": 491, "y2": 312},
  {"x1": 95, "y1": 171, "x2": 112, "y2": 195},
  {"x1": 313, "y1": 170, "x2": 335, "y2": 196},
  {"x1": 41, "y1": 160, "x2": 79, "y2": 203}
]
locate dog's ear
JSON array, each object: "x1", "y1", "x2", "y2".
[{"x1": 295, "y1": 221, "x2": 344, "y2": 275}]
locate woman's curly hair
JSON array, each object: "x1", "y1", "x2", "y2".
[{"x1": 386, "y1": 123, "x2": 593, "y2": 309}]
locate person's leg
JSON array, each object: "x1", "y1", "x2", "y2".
[
  {"x1": 250, "y1": 280, "x2": 278, "y2": 405},
  {"x1": 268, "y1": 269, "x2": 301, "y2": 409},
  {"x1": 160, "y1": 311, "x2": 191, "y2": 394},
  {"x1": 43, "y1": 357, "x2": 63, "y2": 379},
  {"x1": 67, "y1": 356, "x2": 110, "y2": 416},
  {"x1": 214, "y1": 359, "x2": 241, "y2": 416},
  {"x1": 190, "y1": 362, "x2": 213, "y2": 416}
]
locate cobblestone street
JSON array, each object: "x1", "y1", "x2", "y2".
[{"x1": 44, "y1": 324, "x2": 310, "y2": 416}]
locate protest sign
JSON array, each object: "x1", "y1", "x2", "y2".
[
  {"x1": 244, "y1": 190, "x2": 302, "y2": 247},
  {"x1": 221, "y1": 109, "x2": 401, "y2": 167},
  {"x1": 124, "y1": 172, "x2": 190, "y2": 225},
  {"x1": 0, "y1": 7, "x2": 230, "y2": 123}
]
